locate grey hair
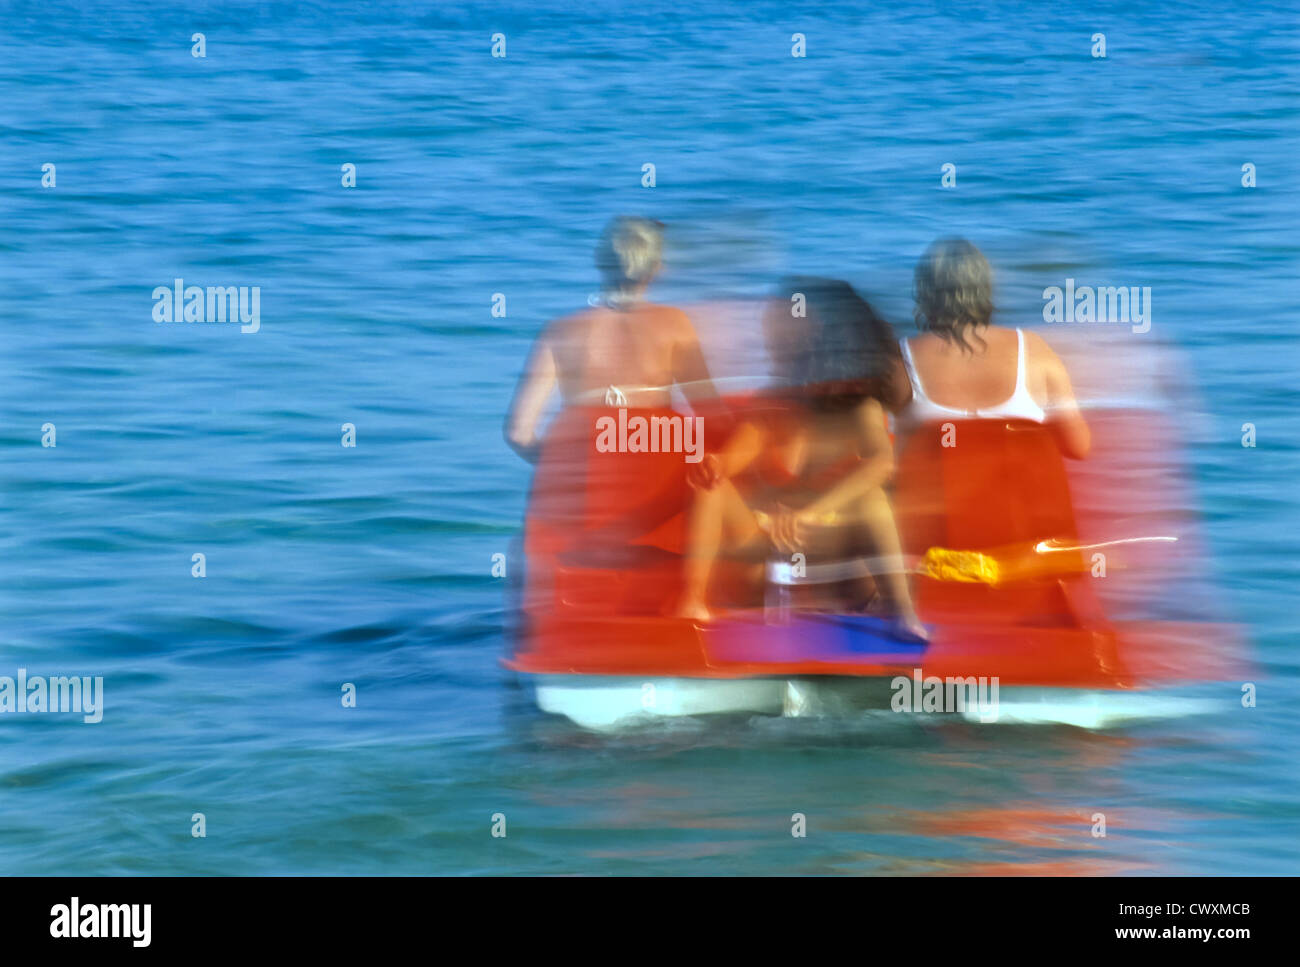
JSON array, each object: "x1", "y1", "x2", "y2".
[
  {"x1": 595, "y1": 216, "x2": 663, "y2": 301},
  {"x1": 913, "y1": 237, "x2": 994, "y2": 353}
]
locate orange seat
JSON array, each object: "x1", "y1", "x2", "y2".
[
  {"x1": 509, "y1": 406, "x2": 1245, "y2": 689},
  {"x1": 893, "y1": 419, "x2": 1092, "y2": 627}
]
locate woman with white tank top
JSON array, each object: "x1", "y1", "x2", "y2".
[
  {"x1": 899, "y1": 239, "x2": 1090, "y2": 460},
  {"x1": 901, "y1": 327, "x2": 1045, "y2": 423}
]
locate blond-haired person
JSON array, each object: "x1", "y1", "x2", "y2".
[{"x1": 505, "y1": 216, "x2": 716, "y2": 461}]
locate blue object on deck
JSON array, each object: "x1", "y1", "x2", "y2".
[{"x1": 711, "y1": 613, "x2": 929, "y2": 665}]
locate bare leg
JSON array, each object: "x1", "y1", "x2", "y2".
[
  {"x1": 674, "y1": 479, "x2": 762, "y2": 621},
  {"x1": 856, "y1": 488, "x2": 927, "y2": 640}
]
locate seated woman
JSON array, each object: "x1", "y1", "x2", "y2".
[
  {"x1": 672, "y1": 278, "x2": 926, "y2": 640},
  {"x1": 899, "y1": 237, "x2": 1090, "y2": 458},
  {"x1": 504, "y1": 217, "x2": 720, "y2": 590}
]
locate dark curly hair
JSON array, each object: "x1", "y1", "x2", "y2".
[{"x1": 767, "y1": 276, "x2": 902, "y2": 411}]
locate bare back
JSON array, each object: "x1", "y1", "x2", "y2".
[
  {"x1": 549, "y1": 304, "x2": 695, "y2": 407},
  {"x1": 907, "y1": 326, "x2": 1046, "y2": 410},
  {"x1": 504, "y1": 300, "x2": 716, "y2": 462},
  {"x1": 905, "y1": 324, "x2": 1090, "y2": 458}
]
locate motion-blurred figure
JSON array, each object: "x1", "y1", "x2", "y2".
[
  {"x1": 504, "y1": 216, "x2": 716, "y2": 461},
  {"x1": 899, "y1": 238, "x2": 1089, "y2": 458},
  {"x1": 673, "y1": 278, "x2": 925, "y2": 639}
]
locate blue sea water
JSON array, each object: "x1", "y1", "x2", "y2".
[{"x1": 1, "y1": 0, "x2": 1298, "y2": 874}]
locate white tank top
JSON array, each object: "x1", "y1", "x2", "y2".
[{"x1": 900, "y1": 328, "x2": 1046, "y2": 424}]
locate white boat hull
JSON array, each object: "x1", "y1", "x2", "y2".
[
  {"x1": 535, "y1": 676, "x2": 788, "y2": 731},
  {"x1": 531, "y1": 675, "x2": 1217, "y2": 732}
]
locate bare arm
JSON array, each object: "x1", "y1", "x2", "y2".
[
  {"x1": 1034, "y1": 335, "x2": 1090, "y2": 460},
  {"x1": 503, "y1": 331, "x2": 558, "y2": 464},
  {"x1": 671, "y1": 313, "x2": 720, "y2": 409},
  {"x1": 718, "y1": 420, "x2": 764, "y2": 478},
  {"x1": 688, "y1": 418, "x2": 764, "y2": 490},
  {"x1": 802, "y1": 399, "x2": 896, "y2": 519}
]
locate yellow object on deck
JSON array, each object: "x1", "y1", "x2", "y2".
[
  {"x1": 919, "y1": 547, "x2": 1003, "y2": 585},
  {"x1": 919, "y1": 540, "x2": 1089, "y2": 586}
]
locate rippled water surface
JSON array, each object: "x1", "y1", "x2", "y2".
[{"x1": 1, "y1": 1, "x2": 1298, "y2": 874}]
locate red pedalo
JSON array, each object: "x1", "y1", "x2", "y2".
[{"x1": 506, "y1": 395, "x2": 1246, "y2": 729}]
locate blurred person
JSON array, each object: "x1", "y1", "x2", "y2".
[
  {"x1": 900, "y1": 238, "x2": 1090, "y2": 458},
  {"x1": 505, "y1": 217, "x2": 725, "y2": 614},
  {"x1": 672, "y1": 278, "x2": 926, "y2": 639},
  {"x1": 504, "y1": 216, "x2": 716, "y2": 461}
]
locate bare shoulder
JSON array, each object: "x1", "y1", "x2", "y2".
[
  {"x1": 654, "y1": 303, "x2": 697, "y2": 338},
  {"x1": 1023, "y1": 329, "x2": 1066, "y2": 369},
  {"x1": 545, "y1": 307, "x2": 600, "y2": 342},
  {"x1": 1023, "y1": 329, "x2": 1081, "y2": 407},
  {"x1": 854, "y1": 396, "x2": 886, "y2": 425}
]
